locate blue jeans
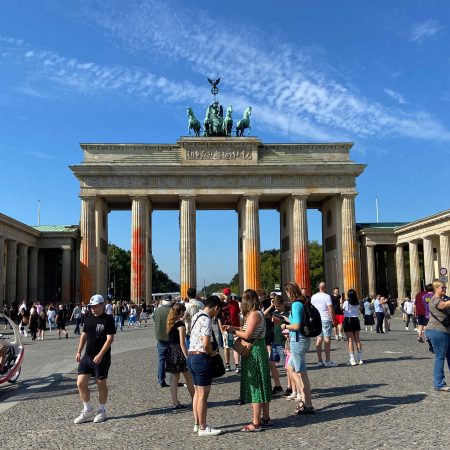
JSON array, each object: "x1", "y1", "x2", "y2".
[
  {"x1": 425, "y1": 329, "x2": 450, "y2": 389},
  {"x1": 115, "y1": 315, "x2": 123, "y2": 331},
  {"x1": 74, "y1": 317, "x2": 82, "y2": 334},
  {"x1": 376, "y1": 312, "x2": 385, "y2": 333},
  {"x1": 157, "y1": 340, "x2": 170, "y2": 385}
]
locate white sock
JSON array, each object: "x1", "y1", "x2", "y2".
[
  {"x1": 83, "y1": 402, "x2": 93, "y2": 412},
  {"x1": 98, "y1": 404, "x2": 106, "y2": 412},
  {"x1": 349, "y1": 353, "x2": 355, "y2": 362},
  {"x1": 357, "y1": 351, "x2": 363, "y2": 361}
]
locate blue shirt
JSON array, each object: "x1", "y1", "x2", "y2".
[
  {"x1": 289, "y1": 301, "x2": 303, "y2": 339},
  {"x1": 374, "y1": 299, "x2": 384, "y2": 313}
]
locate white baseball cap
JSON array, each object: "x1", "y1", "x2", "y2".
[{"x1": 89, "y1": 294, "x2": 105, "y2": 306}]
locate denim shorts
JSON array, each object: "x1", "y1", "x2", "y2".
[
  {"x1": 288, "y1": 336, "x2": 310, "y2": 372},
  {"x1": 270, "y1": 344, "x2": 284, "y2": 363},
  {"x1": 187, "y1": 353, "x2": 212, "y2": 386},
  {"x1": 320, "y1": 320, "x2": 333, "y2": 338}
]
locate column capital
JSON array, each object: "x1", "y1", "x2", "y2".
[
  {"x1": 79, "y1": 195, "x2": 96, "y2": 201},
  {"x1": 292, "y1": 194, "x2": 309, "y2": 201},
  {"x1": 439, "y1": 231, "x2": 450, "y2": 237},
  {"x1": 243, "y1": 194, "x2": 260, "y2": 200},
  {"x1": 179, "y1": 194, "x2": 196, "y2": 200},
  {"x1": 341, "y1": 193, "x2": 358, "y2": 200},
  {"x1": 130, "y1": 195, "x2": 150, "y2": 200}
]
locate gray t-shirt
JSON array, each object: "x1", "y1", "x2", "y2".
[{"x1": 426, "y1": 296, "x2": 450, "y2": 334}]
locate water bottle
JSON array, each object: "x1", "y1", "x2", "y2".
[{"x1": 227, "y1": 330, "x2": 235, "y2": 347}]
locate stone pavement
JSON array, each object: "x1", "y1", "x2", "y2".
[{"x1": 0, "y1": 317, "x2": 449, "y2": 449}]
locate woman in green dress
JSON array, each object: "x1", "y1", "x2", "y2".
[{"x1": 226, "y1": 289, "x2": 272, "y2": 431}]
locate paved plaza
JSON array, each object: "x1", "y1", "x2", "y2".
[{"x1": 1, "y1": 317, "x2": 449, "y2": 449}]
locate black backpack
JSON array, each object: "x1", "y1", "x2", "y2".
[{"x1": 300, "y1": 300, "x2": 322, "y2": 338}]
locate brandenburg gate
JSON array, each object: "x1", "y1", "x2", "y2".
[{"x1": 71, "y1": 137, "x2": 365, "y2": 302}]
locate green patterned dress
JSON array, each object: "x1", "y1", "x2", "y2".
[{"x1": 240, "y1": 312, "x2": 272, "y2": 404}]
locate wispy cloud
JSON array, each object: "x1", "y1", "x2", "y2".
[
  {"x1": 383, "y1": 88, "x2": 405, "y2": 104},
  {"x1": 409, "y1": 20, "x2": 444, "y2": 43},
  {"x1": 28, "y1": 151, "x2": 53, "y2": 160},
  {"x1": 16, "y1": 85, "x2": 47, "y2": 99},
  {"x1": 1, "y1": 0, "x2": 450, "y2": 143}
]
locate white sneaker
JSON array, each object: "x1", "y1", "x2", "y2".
[
  {"x1": 296, "y1": 393, "x2": 303, "y2": 401},
  {"x1": 358, "y1": 359, "x2": 364, "y2": 365},
  {"x1": 198, "y1": 426, "x2": 223, "y2": 436},
  {"x1": 334, "y1": 335, "x2": 339, "y2": 341},
  {"x1": 193, "y1": 424, "x2": 199, "y2": 433},
  {"x1": 93, "y1": 410, "x2": 107, "y2": 423},
  {"x1": 317, "y1": 361, "x2": 325, "y2": 367},
  {"x1": 286, "y1": 392, "x2": 298, "y2": 400},
  {"x1": 74, "y1": 410, "x2": 95, "y2": 424},
  {"x1": 350, "y1": 360, "x2": 357, "y2": 366},
  {"x1": 324, "y1": 360, "x2": 338, "y2": 367},
  {"x1": 405, "y1": 327, "x2": 409, "y2": 331}
]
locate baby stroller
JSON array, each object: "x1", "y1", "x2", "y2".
[{"x1": 0, "y1": 313, "x2": 24, "y2": 384}]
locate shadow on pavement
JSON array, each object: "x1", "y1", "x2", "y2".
[{"x1": 312, "y1": 383, "x2": 387, "y2": 398}]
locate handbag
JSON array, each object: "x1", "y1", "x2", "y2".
[{"x1": 233, "y1": 337, "x2": 253, "y2": 359}]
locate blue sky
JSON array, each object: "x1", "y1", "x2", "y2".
[{"x1": 1, "y1": 0, "x2": 449, "y2": 288}]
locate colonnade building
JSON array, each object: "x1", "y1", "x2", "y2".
[{"x1": 1, "y1": 138, "x2": 449, "y2": 307}]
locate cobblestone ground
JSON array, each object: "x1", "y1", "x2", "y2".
[{"x1": 1, "y1": 317, "x2": 449, "y2": 449}]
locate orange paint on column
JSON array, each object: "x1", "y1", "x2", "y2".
[
  {"x1": 131, "y1": 225, "x2": 145, "y2": 302},
  {"x1": 294, "y1": 244, "x2": 311, "y2": 295},
  {"x1": 180, "y1": 282, "x2": 190, "y2": 300},
  {"x1": 245, "y1": 244, "x2": 261, "y2": 291}
]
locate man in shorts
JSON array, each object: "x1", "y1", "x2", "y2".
[
  {"x1": 56, "y1": 304, "x2": 69, "y2": 340},
  {"x1": 311, "y1": 282, "x2": 337, "y2": 367},
  {"x1": 331, "y1": 287, "x2": 344, "y2": 341},
  {"x1": 74, "y1": 294, "x2": 115, "y2": 424}
]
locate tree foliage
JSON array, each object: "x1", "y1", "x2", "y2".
[
  {"x1": 107, "y1": 244, "x2": 179, "y2": 299},
  {"x1": 200, "y1": 283, "x2": 228, "y2": 297}
]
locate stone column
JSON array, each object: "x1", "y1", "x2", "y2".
[
  {"x1": 423, "y1": 236, "x2": 434, "y2": 284},
  {"x1": 386, "y1": 247, "x2": 397, "y2": 297},
  {"x1": 243, "y1": 196, "x2": 261, "y2": 291},
  {"x1": 28, "y1": 247, "x2": 38, "y2": 302},
  {"x1": 80, "y1": 197, "x2": 96, "y2": 302},
  {"x1": 366, "y1": 244, "x2": 376, "y2": 297},
  {"x1": 180, "y1": 196, "x2": 196, "y2": 299},
  {"x1": 5, "y1": 240, "x2": 17, "y2": 303},
  {"x1": 292, "y1": 195, "x2": 311, "y2": 295},
  {"x1": 341, "y1": 194, "x2": 361, "y2": 297},
  {"x1": 0, "y1": 237, "x2": 5, "y2": 305},
  {"x1": 395, "y1": 245, "x2": 406, "y2": 300},
  {"x1": 62, "y1": 247, "x2": 72, "y2": 303},
  {"x1": 17, "y1": 244, "x2": 28, "y2": 301},
  {"x1": 439, "y1": 233, "x2": 450, "y2": 279},
  {"x1": 131, "y1": 196, "x2": 151, "y2": 303},
  {"x1": 409, "y1": 241, "x2": 421, "y2": 297}
]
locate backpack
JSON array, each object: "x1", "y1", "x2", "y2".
[{"x1": 300, "y1": 301, "x2": 322, "y2": 338}]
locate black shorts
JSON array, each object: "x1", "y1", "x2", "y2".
[
  {"x1": 78, "y1": 354, "x2": 111, "y2": 380},
  {"x1": 417, "y1": 315, "x2": 428, "y2": 326},
  {"x1": 57, "y1": 322, "x2": 66, "y2": 330},
  {"x1": 343, "y1": 317, "x2": 361, "y2": 332}
]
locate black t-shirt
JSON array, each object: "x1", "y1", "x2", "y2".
[
  {"x1": 83, "y1": 312, "x2": 116, "y2": 357},
  {"x1": 56, "y1": 309, "x2": 66, "y2": 323},
  {"x1": 262, "y1": 298, "x2": 274, "y2": 337},
  {"x1": 168, "y1": 320, "x2": 184, "y2": 344},
  {"x1": 331, "y1": 295, "x2": 343, "y2": 315}
]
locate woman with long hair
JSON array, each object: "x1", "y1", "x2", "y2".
[
  {"x1": 281, "y1": 282, "x2": 314, "y2": 414},
  {"x1": 343, "y1": 289, "x2": 363, "y2": 365},
  {"x1": 166, "y1": 303, "x2": 195, "y2": 411},
  {"x1": 225, "y1": 289, "x2": 272, "y2": 431}
]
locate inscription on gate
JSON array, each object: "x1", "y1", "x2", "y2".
[{"x1": 185, "y1": 149, "x2": 252, "y2": 160}]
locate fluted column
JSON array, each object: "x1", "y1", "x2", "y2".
[
  {"x1": 292, "y1": 196, "x2": 311, "y2": 295},
  {"x1": 5, "y1": 240, "x2": 17, "y2": 303},
  {"x1": 409, "y1": 241, "x2": 421, "y2": 297},
  {"x1": 243, "y1": 196, "x2": 261, "y2": 291},
  {"x1": 17, "y1": 244, "x2": 28, "y2": 301},
  {"x1": 0, "y1": 237, "x2": 5, "y2": 305},
  {"x1": 423, "y1": 236, "x2": 434, "y2": 284},
  {"x1": 366, "y1": 244, "x2": 376, "y2": 297},
  {"x1": 439, "y1": 233, "x2": 450, "y2": 279},
  {"x1": 80, "y1": 197, "x2": 96, "y2": 302},
  {"x1": 386, "y1": 247, "x2": 396, "y2": 297},
  {"x1": 396, "y1": 245, "x2": 406, "y2": 300},
  {"x1": 28, "y1": 247, "x2": 38, "y2": 302},
  {"x1": 341, "y1": 195, "x2": 361, "y2": 297},
  {"x1": 131, "y1": 196, "x2": 151, "y2": 303},
  {"x1": 62, "y1": 247, "x2": 72, "y2": 303},
  {"x1": 180, "y1": 196, "x2": 196, "y2": 299}
]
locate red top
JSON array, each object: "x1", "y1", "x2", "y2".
[
  {"x1": 221, "y1": 299, "x2": 241, "y2": 327},
  {"x1": 414, "y1": 291, "x2": 427, "y2": 315}
]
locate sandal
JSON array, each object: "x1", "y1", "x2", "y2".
[
  {"x1": 241, "y1": 423, "x2": 262, "y2": 432},
  {"x1": 260, "y1": 417, "x2": 272, "y2": 428},
  {"x1": 295, "y1": 401, "x2": 315, "y2": 415}
]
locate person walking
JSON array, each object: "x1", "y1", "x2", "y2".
[
  {"x1": 28, "y1": 307, "x2": 39, "y2": 341},
  {"x1": 226, "y1": 289, "x2": 272, "y2": 431},
  {"x1": 404, "y1": 297, "x2": 416, "y2": 330},
  {"x1": 187, "y1": 295, "x2": 223, "y2": 436},
  {"x1": 37, "y1": 309, "x2": 47, "y2": 341},
  {"x1": 343, "y1": 289, "x2": 363, "y2": 365},
  {"x1": 331, "y1": 287, "x2": 344, "y2": 341},
  {"x1": 56, "y1": 304, "x2": 69, "y2": 339},
  {"x1": 374, "y1": 295, "x2": 385, "y2": 334},
  {"x1": 47, "y1": 306, "x2": 56, "y2": 331},
  {"x1": 281, "y1": 282, "x2": 314, "y2": 414},
  {"x1": 70, "y1": 303, "x2": 83, "y2": 335},
  {"x1": 74, "y1": 294, "x2": 116, "y2": 424},
  {"x1": 154, "y1": 294, "x2": 173, "y2": 387},
  {"x1": 113, "y1": 301, "x2": 123, "y2": 331},
  {"x1": 311, "y1": 282, "x2": 337, "y2": 367},
  {"x1": 383, "y1": 299, "x2": 391, "y2": 333},
  {"x1": 139, "y1": 302, "x2": 148, "y2": 327},
  {"x1": 424, "y1": 281, "x2": 450, "y2": 391},
  {"x1": 165, "y1": 303, "x2": 195, "y2": 411}
]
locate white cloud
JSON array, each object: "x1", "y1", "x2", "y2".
[
  {"x1": 28, "y1": 151, "x2": 53, "y2": 160},
  {"x1": 383, "y1": 88, "x2": 405, "y2": 104},
  {"x1": 409, "y1": 20, "x2": 444, "y2": 43},
  {"x1": 16, "y1": 85, "x2": 47, "y2": 98}
]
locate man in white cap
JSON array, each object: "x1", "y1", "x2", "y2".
[{"x1": 74, "y1": 294, "x2": 116, "y2": 424}]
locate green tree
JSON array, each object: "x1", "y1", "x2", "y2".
[
  {"x1": 309, "y1": 240, "x2": 324, "y2": 293},
  {"x1": 200, "y1": 283, "x2": 228, "y2": 297},
  {"x1": 107, "y1": 244, "x2": 179, "y2": 299}
]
